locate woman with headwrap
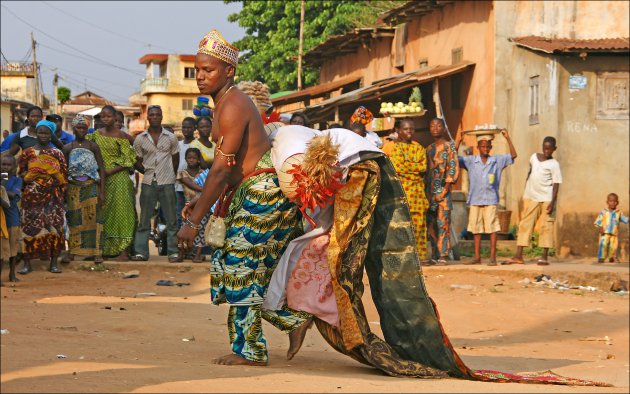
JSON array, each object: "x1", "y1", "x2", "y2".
[
  {"x1": 17, "y1": 120, "x2": 67, "y2": 274},
  {"x1": 348, "y1": 106, "x2": 382, "y2": 148},
  {"x1": 381, "y1": 117, "x2": 429, "y2": 262},
  {"x1": 62, "y1": 115, "x2": 106, "y2": 264}
]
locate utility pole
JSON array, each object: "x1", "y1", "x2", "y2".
[
  {"x1": 52, "y1": 71, "x2": 59, "y2": 114},
  {"x1": 31, "y1": 32, "x2": 40, "y2": 106},
  {"x1": 297, "y1": 0, "x2": 305, "y2": 91}
]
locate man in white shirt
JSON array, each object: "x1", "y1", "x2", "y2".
[{"x1": 504, "y1": 136, "x2": 562, "y2": 266}]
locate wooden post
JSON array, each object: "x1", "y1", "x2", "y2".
[
  {"x1": 297, "y1": 0, "x2": 305, "y2": 91},
  {"x1": 52, "y1": 72, "x2": 58, "y2": 114},
  {"x1": 334, "y1": 106, "x2": 339, "y2": 123},
  {"x1": 433, "y1": 78, "x2": 442, "y2": 119},
  {"x1": 31, "y1": 32, "x2": 40, "y2": 107}
]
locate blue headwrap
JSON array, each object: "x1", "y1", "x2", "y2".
[{"x1": 36, "y1": 120, "x2": 57, "y2": 133}]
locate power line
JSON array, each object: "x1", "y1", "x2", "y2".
[
  {"x1": 59, "y1": 73, "x2": 129, "y2": 102},
  {"x1": 40, "y1": 68, "x2": 130, "y2": 103},
  {"x1": 1, "y1": 4, "x2": 144, "y2": 77},
  {"x1": 40, "y1": 62, "x2": 139, "y2": 90},
  {"x1": 0, "y1": 50, "x2": 9, "y2": 63},
  {"x1": 37, "y1": 41, "x2": 144, "y2": 80},
  {"x1": 40, "y1": 1, "x2": 179, "y2": 53}
]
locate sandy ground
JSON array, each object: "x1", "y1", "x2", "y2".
[{"x1": 1, "y1": 254, "x2": 628, "y2": 393}]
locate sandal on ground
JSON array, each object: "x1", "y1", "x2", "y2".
[
  {"x1": 487, "y1": 261, "x2": 498, "y2": 266},
  {"x1": 94, "y1": 256, "x2": 104, "y2": 264},
  {"x1": 420, "y1": 260, "x2": 435, "y2": 267},
  {"x1": 49, "y1": 266, "x2": 62, "y2": 274},
  {"x1": 463, "y1": 259, "x2": 481, "y2": 265},
  {"x1": 536, "y1": 259, "x2": 550, "y2": 266},
  {"x1": 168, "y1": 254, "x2": 183, "y2": 263},
  {"x1": 130, "y1": 254, "x2": 148, "y2": 262},
  {"x1": 18, "y1": 266, "x2": 32, "y2": 275},
  {"x1": 501, "y1": 258, "x2": 525, "y2": 265},
  {"x1": 434, "y1": 259, "x2": 448, "y2": 266}
]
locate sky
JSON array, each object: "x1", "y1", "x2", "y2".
[{"x1": 1, "y1": 1, "x2": 245, "y2": 104}]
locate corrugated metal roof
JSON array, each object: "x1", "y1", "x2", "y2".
[
  {"x1": 271, "y1": 76, "x2": 361, "y2": 107},
  {"x1": 510, "y1": 36, "x2": 629, "y2": 54},
  {"x1": 304, "y1": 27, "x2": 396, "y2": 67},
  {"x1": 378, "y1": 0, "x2": 455, "y2": 25},
  {"x1": 303, "y1": 61, "x2": 474, "y2": 123}
]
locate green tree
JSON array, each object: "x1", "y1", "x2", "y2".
[
  {"x1": 57, "y1": 86, "x2": 71, "y2": 104},
  {"x1": 225, "y1": 0, "x2": 403, "y2": 92}
]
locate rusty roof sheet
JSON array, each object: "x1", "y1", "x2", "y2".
[
  {"x1": 271, "y1": 76, "x2": 361, "y2": 107},
  {"x1": 65, "y1": 91, "x2": 117, "y2": 106},
  {"x1": 303, "y1": 61, "x2": 474, "y2": 123},
  {"x1": 378, "y1": 0, "x2": 455, "y2": 25},
  {"x1": 304, "y1": 27, "x2": 396, "y2": 67},
  {"x1": 510, "y1": 36, "x2": 630, "y2": 54}
]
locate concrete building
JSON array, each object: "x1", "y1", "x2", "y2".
[
  {"x1": 0, "y1": 62, "x2": 36, "y2": 104},
  {"x1": 138, "y1": 54, "x2": 201, "y2": 130},
  {"x1": 61, "y1": 91, "x2": 141, "y2": 132},
  {"x1": 296, "y1": 0, "x2": 629, "y2": 257}
]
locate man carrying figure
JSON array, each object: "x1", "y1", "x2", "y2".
[{"x1": 177, "y1": 29, "x2": 312, "y2": 366}]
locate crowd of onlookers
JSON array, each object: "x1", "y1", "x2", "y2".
[{"x1": 1, "y1": 102, "x2": 627, "y2": 284}]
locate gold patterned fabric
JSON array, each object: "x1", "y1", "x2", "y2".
[{"x1": 315, "y1": 159, "x2": 448, "y2": 378}]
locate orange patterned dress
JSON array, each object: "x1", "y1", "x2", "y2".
[{"x1": 383, "y1": 140, "x2": 429, "y2": 259}]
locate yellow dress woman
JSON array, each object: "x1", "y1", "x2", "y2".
[{"x1": 382, "y1": 118, "x2": 429, "y2": 260}]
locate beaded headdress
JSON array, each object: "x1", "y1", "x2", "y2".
[{"x1": 197, "y1": 29, "x2": 239, "y2": 67}]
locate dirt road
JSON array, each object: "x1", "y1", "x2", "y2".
[{"x1": 1, "y1": 258, "x2": 628, "y2": 393}]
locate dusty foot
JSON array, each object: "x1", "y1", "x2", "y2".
[
  {"x1": 287, "y1": 318, "x2": 313, "y2": 360},
  {"x1": 9, "y1": 273, "x2": 20, "y2": 282},
  {"x1": 463, "y1": 259, "x2": 481, "y2": 265},
  {"x1": 116, "y1": 252, "x2": 130, "y2": 262},
  {"x1": 211, "y1": 354, "x2": 267, "y2": 366}
]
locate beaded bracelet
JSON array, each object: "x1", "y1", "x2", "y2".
[{"x1": 183, "y1": 218, "x2": 201, "y2": 230}]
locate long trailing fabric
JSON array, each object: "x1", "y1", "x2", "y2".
[
  {"x1": 19, "y1": 147, "x2": 67, "y2": 260},
  {"x1": 383, "y1": 140, "x2": 429, "y2": 259},
  {"x1": 66, "y1": 148, "x2": 103, "y2": 256},
  {"x1": 311, "y1": 152, "x2": 610, "y2": 386},
  {"x1": 86, "y1": 132, "x2": 136, "y2": 256}
]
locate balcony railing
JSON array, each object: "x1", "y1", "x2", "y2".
[
  {"x1": 140, "y1": 78, "x2": 169, "y2": 95},
  {"x1": 1, "y1": 62, "x2": 35, "y2": 76}
]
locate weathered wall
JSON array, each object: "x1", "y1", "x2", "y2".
[
  {"x1": 495, "y1": 0, "x2": 629, "y2": 257},
  {"x1": 1, "y1": 102, "x2": 12, "y2": 134},
  {"x1": 509, "y1": 0, "x2": 629, "y2": 39},
  {"x1": 165, "y1": 55, "x2": 198, "y2": 94},
  {"x1": 145, "y1": 93, "x2": 198, "y2": 126},
  {"x1": 405, "y1": 1, "x2": 495, "y2": 136},
  {"x1": 0, "y1": 76, "x2": 35, "y2": 103},
  {"x1": 318, "y1": 1, "x2": 495, "y2": 137},
  {"x1": 556, "y1": 56, "x2": 629, "y2": 257},
  {"x1": 319, "y1": 37, "x2": 396, "y2": 87}
]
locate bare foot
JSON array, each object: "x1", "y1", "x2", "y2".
[
  {"x1": 9, "y1": 274, "x2": 20, "y2": 282},
  {"x1": 211, "y1": 354, "x2": 267, "y2": 366},
  {"x1": 287, "y1": 318, "x2": 313, "y2": 360},
  {"x1": 116, "y1": 252, "x2": 129, "y2": 262}
]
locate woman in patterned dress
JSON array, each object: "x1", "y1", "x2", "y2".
[
  {"x1": 17, "y1": 120, "x2": 67, "y2": 274},
  {"x1": 382, "y1": 118, "x2": 429, "y2": 262},
  {"x1": 86, "y1": 106, "x2": 137, "y2": 260}
]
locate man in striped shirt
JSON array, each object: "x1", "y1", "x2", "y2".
[{"x1": 132, "y1": 105, "x2": 180, "y2": 262}]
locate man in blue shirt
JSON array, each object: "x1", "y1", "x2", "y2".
[
  {"x1": 46, "y1": 114, "x2": 75, "y2": 145},
  {"x1": 455, "y1": 129, "x2": 517, "y2": 266}
]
